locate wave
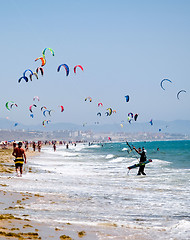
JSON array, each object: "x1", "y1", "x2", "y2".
[
  {"x1": 88, "y1": 144, "x2": 101, "y2": 148},
  {"x1": 169, "y1": 220, "x2": 190, "y2": 239},
  {"x1": 151, "y1": 158, "x2": 171, "y2": 165},
  {"x1": 105, "y1": 154, "x2": 115, "y2": 159},
  {"x1": 122, "y1": 147, "x2": 128, "y2": 151},
  {"x1": 109, "y1": 157, "x2": 126, "y2": 163}
]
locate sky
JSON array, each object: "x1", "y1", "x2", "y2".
[{"x1": 0, "y1": 0, "x2": 190, "y2": 127}]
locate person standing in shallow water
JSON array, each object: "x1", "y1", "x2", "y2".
[
  {"x1": 133, "y1": 146, "x2": 147, "y2": 175},
  {"x1": 12, "y1": 142, "x2": 26, "y2": 177}
]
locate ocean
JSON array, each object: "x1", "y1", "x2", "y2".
[{"x1": 1, "y1": 140, "x2": 190, "y2": 239}]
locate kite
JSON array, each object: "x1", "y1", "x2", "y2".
[
  {"x1": 59, "y1": 105, "x2": 64, "y2": 112},
  {"x1": 57, "y1": 64, "x2": 69, "y2": 76},
  {"x1": 33, "y1": 96, "x2": 40, "y2": 101},
  {"x1": 6, "y1": 101, "x2": 18, "y2": 111},
  {"x1": 35, "y1": 57, "x2": 46, "y2": 67},
  {"x1": 160, "y1": 79, "x2": 172, "y2": 90},
  {"x1": 36, "y1": 67, "x2": 44, "y2": 76},
  {"x1": 29, "y1": 104, "x2": 37, "y2": 113},
  {"x1": 177, "y1": 90, "x2": 186, "y2": 100},
  {"x1": 42, "y1": 48, "x2": 55, "y2": 58},
  {"x1": 42, "y1": 120, "x2": 51, "y2": 127},
  {"x1": 134, "y1": 114, "x2": 138, "y2": 121},
  {"x1": 23, "y1": 69, "x2": 33, "y2": 78},
  {"x1": 85, "y1": 97, "x2": 92, "y2": 102},
  {"x1": 74, "y1": 65, "x2": 83, "y2": 73},
  {"x1": 30, "y1": 72, "x2": 38, "y2": 81},
  {"x1": 128, "y1": 112, "x2": 133, "y2": 118},
  {"x1": 41, "y1": 106, "x2": 47, "y2": 111},
  {"x1": 149, "y1": 119, "x2": 153, "y2": 126},
  {"x1": 43, "y1": 109, "x2": 51, "y2": 117},
  {"x1": 107, "y1": 108, "x2": 112, "y2": 116},
  {"x1": 127, "y1": 116, "x2": 132, "y2": 124},
  {"x1": 125, "y1": 95, "x2": 129, "y2": 102},
  {"x1": 18, "y1": 76, "x2": 28, "y2": 83}
]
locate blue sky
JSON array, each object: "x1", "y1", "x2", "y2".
[{"x1": 0, "y1": 0, "x2": 190, "y2": 127}]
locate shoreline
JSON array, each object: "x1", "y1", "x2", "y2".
[
  {"x1": 0, "y1": 189, "x2": 154, "y2": 240},
  {"x1": 0, "y1": 147, "x2": 122, "y2": 240},
  {"x1": 0, "y1": 146, "x2": 157, "y2": 240},
  {"x1": 0, "y1": 144, "x2": 187, "y2": 239},
  {"x1": 0, "y1": 188, "x2": 166, "y2": 240},
  {"x1": 0, "y1": 148, "x2": 82, "y2": 239}
]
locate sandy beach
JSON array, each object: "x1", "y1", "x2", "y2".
[
  {"x1": 0, "y1": 185, "x2": 157, "y2": 240},
  {"x1": 0, "y1": 147, "x2": 90, "y2": 240},
  {"x1": 0, "y1": 147, "x2": 136, "y2": 240}
]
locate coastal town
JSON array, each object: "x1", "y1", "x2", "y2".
[{"x1": 0, "y1": 128, "x2": 189, "y2": 145}]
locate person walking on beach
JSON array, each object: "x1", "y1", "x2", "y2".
[
  {"x1": 37, "y1": 141, "x2": 42, "y2": 152},
  {"x1": 32, "y1": 141, "x2": 36, "y2": 151},
  {"x1": 53, "y1": 143, "x2": 56, "y2": 151},
  {"x1": 13, "y1": 142, "x2": 17, "y2": 149},
  {"x1": 12, "y1": 142, "x2": 26, "y2": 177},
  {"x1": 133, "y1": 146, "x2": 147, "y2": 175},
  {"x1": 25, "y1": 141, "x2": 29, "y2": 151}
]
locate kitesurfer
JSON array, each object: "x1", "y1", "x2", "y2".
[
  {"x1": 12, "y1": 142, "x2": 26, "y2": 177},
  {"x1": 133, "y1": 146, "x2": 147, "y2": 175}
]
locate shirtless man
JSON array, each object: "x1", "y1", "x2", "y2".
[{"x1": 12, "y1": 142, "x2": 26, "y2": 177}]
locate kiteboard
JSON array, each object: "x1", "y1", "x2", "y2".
[{"x1": 128, "y1": 159, "x2": 152, "y2": 170}]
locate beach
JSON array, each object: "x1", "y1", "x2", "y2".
[
  {"x1": 0, "y1": 147, "x2": 88, "y2": 240},
  {"x1": 0, "y1": 141, "x2": 190, "y2": 239},
  {"x1": 0, "y1": 146, "x2": 126, "y2": 240}
]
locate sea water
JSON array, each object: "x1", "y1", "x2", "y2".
[{"x1": 1, "y1": 140, "x2": 190, "y2": 239}]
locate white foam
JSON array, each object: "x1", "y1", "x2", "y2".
[
  {"x1": 152, "y1": 158, "x2": 171, "y2": 165},
  {"x1": 105, "y1": 154, "x2": 115, "y2": 159},
  {"x1": 88, "y1": 144, "x2": 101, "y2": 148},
  {"x1": 169, "y1": 220, "x2": 190, "y2": 239},
  {"x1": 109, "y1": 157, "x2": 126, "y2": 163},
  {"x1": 122, "y1": 147, "x2": 128, "y2": 151}
]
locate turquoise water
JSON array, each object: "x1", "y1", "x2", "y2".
[
  {"x1": 99, "y1": 140, "x2": 190, "y2": 169},
  {"x1": 1, "y1": 140, "x2": 190, "y2": 239}
]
